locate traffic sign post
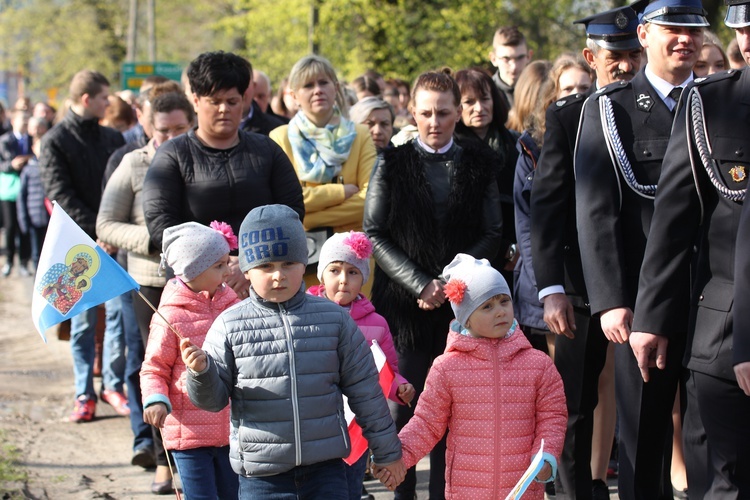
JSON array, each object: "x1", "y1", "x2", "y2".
[{"x1": 121, "y1": 62, "x2": 183, "y2": 91}]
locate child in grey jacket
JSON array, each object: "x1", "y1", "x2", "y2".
[{"x1": 181, "y1": 204, "x2": 405, "y2": 498}]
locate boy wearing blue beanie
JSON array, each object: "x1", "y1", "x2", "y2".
[{"x1": 181, "y1": 204, "x2": 405, "y2": 498}]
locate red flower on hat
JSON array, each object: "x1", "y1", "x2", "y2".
[
  {"x1": 210, "y1": 220, "x2": 238, "y2": 251},
  {"x1": 343, "y1": 232, "x2": 372, "y2": 260},
  {"x1": 444, "y1": 279, "x2": 467, "y2": 305}
]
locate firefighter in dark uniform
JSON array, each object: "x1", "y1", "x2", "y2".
[
  {"x1": 574, "y1": 1, "x2": 709, "y2": 498},
  {"x1": 632, "y1": 0, "x2": 750, "y2": 496},
  {"x1": 530, "y1": 5, "x2": 642, "y2": 499}
]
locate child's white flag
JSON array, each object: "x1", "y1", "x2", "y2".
[{"x1": 31, "y1": 204, "x2": 139, "y2": 342}]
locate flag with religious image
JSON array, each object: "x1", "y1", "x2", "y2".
[
  {"x1": 31, "y1": 204, "x2": 139, "y2": 342},
  {"x1": 342, "y1": 339, "x2": 396, "y2": 465}
]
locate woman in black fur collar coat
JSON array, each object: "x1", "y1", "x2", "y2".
[{"x1": 363, "y1": 70, "x2": 503, "y2": 500}]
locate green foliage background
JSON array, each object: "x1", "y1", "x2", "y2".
[{"x1": 0, "y1": 0, "x2": 733, "y2": 99}]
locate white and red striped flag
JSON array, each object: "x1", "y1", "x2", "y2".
[{"x1": 342, "y1": 339, "x2": 395, "y2": 465}]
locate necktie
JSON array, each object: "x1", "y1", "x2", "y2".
[{"x1": 668, "y1": 86, "x2": 683, "y2": 102}]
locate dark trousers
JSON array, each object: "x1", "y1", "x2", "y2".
[
  {"x1": 683, "y1": 369, "x2": 709, "y2": 498},
  {"x1": 132, "y1": 286, "x2": 168, "y2": 466},
  {"x1": 392, "y1": 332, "x2": 449, "y2": 500},
  {"x1": 553, "y1": 305, "x2": 608, "y2": 500},
  {"x1": 27, "y1": 225, "x2": 46, "y2": 269},
  {"x1": 124, "y1": 289, "x2": 152, "y2": 453},
  {"x1": 614, "y1": 332, "x2": 685, "y2": 500},
  {"x1": 693, "y1": 370, "x2": 750, "y2": 498},
  {"x1": 1, "y1": 200, "x2": 30, "y2": 266}
]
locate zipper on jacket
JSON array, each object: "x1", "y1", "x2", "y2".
[
  {"x1": 493, "y1": 341, "x2": 502, "y2": 500},
  {"x1": 220, "y1": 147, "x2": 237, "y2": 221},
  {"x1": 279, "y1": 302, "x2": 302, "y2": 465}
]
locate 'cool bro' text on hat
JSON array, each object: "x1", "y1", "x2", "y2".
[{"x1": 238, "y1": 204, "x2": 308, "y2": 272}]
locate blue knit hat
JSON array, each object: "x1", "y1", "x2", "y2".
[{"x1": 238, "y1": 204, "x2": 307, "y2": 272}]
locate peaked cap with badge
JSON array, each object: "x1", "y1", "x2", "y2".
[{"x1": 575, "y1": 4, "x2": 642, "y2": 51}]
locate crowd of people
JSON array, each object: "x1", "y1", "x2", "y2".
[{"x1": 1, "y1": 0, "x2": 750, "y2": 498}]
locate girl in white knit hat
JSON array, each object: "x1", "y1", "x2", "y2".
[{"x1": 310, "y1": 230, "x2": 415, "y2": 500}]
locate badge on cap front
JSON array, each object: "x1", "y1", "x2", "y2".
[{"x1": 636, "y1": 93, "x2": 654, "y2": 111}]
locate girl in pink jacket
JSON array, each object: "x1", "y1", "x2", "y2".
[
  {"x1": 140, "y1": 221, "x2": 240, "y2": 498},
  {"x1": 309, "y1": 231, "x2": 415, "y2": 500},
  {"x1": 377, "y1": 253, "x2": 567, "y2": 499}
]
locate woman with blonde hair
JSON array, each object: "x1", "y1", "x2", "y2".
[
  {"x1": 694, "y1": 30, "x2": 730, "y2": 76},
  {"x1": 270, "y1": 55, "x2": 376, "y2": 288}
]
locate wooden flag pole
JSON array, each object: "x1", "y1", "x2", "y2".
[{"x1": 136, "y1": 290, "x2": 184, "y2": 340}]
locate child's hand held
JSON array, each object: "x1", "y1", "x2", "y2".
[
  {"x1": 397, "y1": 383, "x2": 416, "y2": 405},
  {"x1": 143, "y1": 402, "x2": 168, "y2": 428},
  {"x1": 535, "y1": 462, "x2": 553, "y2": 482},
  {"x1": 180, "y1": 338, "x2": 207, "y2": 372}
]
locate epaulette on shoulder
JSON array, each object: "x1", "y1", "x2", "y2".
[
  {"x1": 692, "y1": 68, "x2": 742, "y2": 87},
  {"x1": 590, "y1": 79, "x2": 631, "y2": 100},
  {"x1": 551, "y1": 92, "x2": 586, "y2": 111}
]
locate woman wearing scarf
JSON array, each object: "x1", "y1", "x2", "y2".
[{"x1": 270, "y1": 54, "x2": 376, "y2": 288}]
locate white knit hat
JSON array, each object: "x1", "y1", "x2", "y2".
[
  {"x1": 161, "y1": 221, "x2": 238, "y2": 282},
  {"x1": 442, "y1": 253, "x2": 511, "y2": 327},
  {"x1": 317, "y1": 231, "x2": 373, "y2": 284}
]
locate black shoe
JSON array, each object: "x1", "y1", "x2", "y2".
[
  {"x1": 151, "y1": 479, "x2": 174, "y2": 495},
  {"x1": 131, "y1": 447, "x2": 156, "y2": 469},
  {"x1": 592, "y1": 479, "x2": 609, "y2": 500}
]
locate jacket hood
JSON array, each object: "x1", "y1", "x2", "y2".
[
  {"x1": 307, "y1": 284, "x2": 373, "y2": 320},
  {"x1": 445, "y1": 319, "x2": 531, "y2": 361},
  {"x1": 161, "y1": 278, "x2": 238, "y2": 316}
]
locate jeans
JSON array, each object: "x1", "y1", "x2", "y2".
[
  {"x1": 345, "y1": 452, "x2": 368, "y2": 500},
  {"x1": 70, "y1": 296, "x2": 127, "y2": 399},
  {"x1": 102, "y1": 294, "x2": 126, "y2": 392},
  {"x1": 238, "y1": 458, "x2": 348, "y2": 500},
  {"x1": 132, "y1": 286, "x2": 168, "y2": 464},
  {"x1": 172, "y1": 446, "x2": 238, "y2": 500},
  {"x1": 71, "y1": 307, "x2": 99, "y2": 399},
  {"x1": 123, "y1": 290, "x2": 152, "y2": 452},
  {"x1": 27, "y1": 226, "x2": 46, "y2": 270}
]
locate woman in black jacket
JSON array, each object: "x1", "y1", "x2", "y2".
[
  {"x1": 363, "y1": 70, "x2": 502, "y2": 500},
  {"x1": 453, "y1": 68, "x2": 520, "y2": 280},
  {"x1": 142, "y1": 51, "x2": 304, "y2": 299}
]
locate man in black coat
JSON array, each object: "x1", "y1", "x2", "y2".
[
  {"x1": 574, "y1": 1, "x2": 708, "y2": 498},
  {"x1": 240, "y1": 62, "x2": 285, "y2": 136},
  {"x1": 531, "y1": 5, "x2": 643, "y2": 499},
  {"x1": 633, "y1": 1, "x2": 750, "y2": 496},
  {"x1": 39, "y1": 70, "x2": 126, "y2": 423}
]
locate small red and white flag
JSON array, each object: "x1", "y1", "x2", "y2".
[{"x1": 342, "y1": 339, "x2": 395, "y2": 465}]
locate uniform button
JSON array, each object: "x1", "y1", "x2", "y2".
[
  {"x1": 643, "y1": 150, "x2": 651, "y2": 157},
  {"x1": 699, "y1": 295, "x2": 704, "y2": 301},
  {"x1": 737, "y1": 149, "x2": 744, "y2": 157},
  {"x1": 564, "y1": 245, "x2": 570, "y2": 250}
]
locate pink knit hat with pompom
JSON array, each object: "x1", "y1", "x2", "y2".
[{"x1": 317, "y1": 231, "x2": 373, "y2": 284}]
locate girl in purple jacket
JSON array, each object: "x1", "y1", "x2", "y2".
[{"x1": 309, "y1": 231, "x2": 415, "y2": 500}]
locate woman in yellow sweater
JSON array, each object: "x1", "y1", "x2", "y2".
[{"x1": 270, "y1": 54, "x2": 376, "y2": 290}]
